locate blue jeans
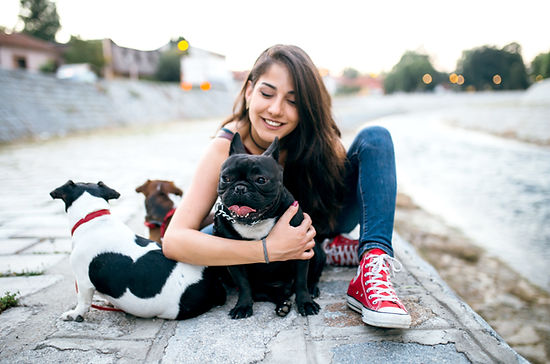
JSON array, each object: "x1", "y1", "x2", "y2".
[{"x1": 332, "y1": 126, "x2": 397, "y2": 258}]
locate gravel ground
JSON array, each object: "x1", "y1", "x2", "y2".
[{"x1": 394, "y1": 191, "x2": 550, "y2": 364}]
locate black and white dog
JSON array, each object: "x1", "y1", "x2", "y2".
[
  {"x1": 215, "y1": 133, "x2": 325, "y2": 319},
  {"x1": 50, "y1": 181, "x2": 225, "y2": 321}
]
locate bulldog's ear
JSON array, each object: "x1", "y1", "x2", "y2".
[
  {"x1": 262, "y1": 137, "x2": 279, "y2": 162},
  {"x1": 229, "y1": 132, "x2": 247, "y2": 156},
  {"x1": 97, "y1": 181, "x2": 121, "y2": 200}
]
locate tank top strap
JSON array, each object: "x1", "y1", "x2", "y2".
[
  {"x1": 215, "y1": 127, "x2": 253, "y2": 154},
  {"x1": 216, "y1": 127, "x2": 235, "y2": 141}
]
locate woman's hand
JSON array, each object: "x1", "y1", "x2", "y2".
[{"x1": 266, "y1": 202, "x2": 316, "y2": 261}]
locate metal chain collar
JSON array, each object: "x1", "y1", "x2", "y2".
[{"x1": 214, "y1": 202, "x2": 262, "y2": 226}]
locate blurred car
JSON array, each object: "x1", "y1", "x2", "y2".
[{"x1": 56, "y1": 63, "x2": 98, "y2": 83}]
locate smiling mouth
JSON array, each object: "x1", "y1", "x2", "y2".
[{"x1": 264, "y1": 118, "x2": 283, "y2": 127}]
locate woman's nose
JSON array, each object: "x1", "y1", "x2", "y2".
[{"x1": 268, "y1": 98, "x2": 284, "y2": 116}]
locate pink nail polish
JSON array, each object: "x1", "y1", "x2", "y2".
[{"x1": 292, "y1": 201, "x2": 298, "y2": 207}]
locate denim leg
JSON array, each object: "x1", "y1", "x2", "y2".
[
  {"x1": 335, "y1": 126, "x2": 397, "y2": 258},
  {"x1": 201, "y1": 223, "x2": 214, "y2": 235}
]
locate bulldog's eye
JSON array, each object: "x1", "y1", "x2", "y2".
[
  {"x1": 256, "y1": 177, "x2": 267, "y2": 184},
  {"x1": 221, "y1": 175, "x2": 230, "y2": 183}
]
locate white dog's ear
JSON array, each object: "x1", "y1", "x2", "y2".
[
  {"x1": 262, "y1": 137, "x2": 279, "y2": 162},
  {"x1": 97, "y1": 181, "x2": 121, "y2": 200},
  {"x1": 229, "y1": 133, "x2": 247, "y2": 156}
]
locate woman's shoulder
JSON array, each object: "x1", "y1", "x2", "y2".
[{"x1": 216, "y1": 120, "x2": 249, "y2": 140}]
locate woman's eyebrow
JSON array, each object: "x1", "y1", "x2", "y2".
[
  {"x1": 260, "y1": 82, "x2": 276, "y2": 90},
  {"x1": 260, "y1": 82, "x2": 295, "y2": 94}
]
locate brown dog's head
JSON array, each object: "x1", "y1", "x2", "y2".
[
  {"x1": 136, "y1": 179, "x2": 183, "y2": 198},
  {"x1": 136, "y1": 180, "x2": 183, "y2": 225}
]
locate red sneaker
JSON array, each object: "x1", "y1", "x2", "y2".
[
  {"x1": 346, "y1": 248, "x2": 411, "y2": 328},
  {"x1": 323, "y1": 235, "x2": 359, "y2": 266}
]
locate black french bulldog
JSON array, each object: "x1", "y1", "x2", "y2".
[{"x1": 214, "y1": 133, "x2": 325, "y2": 319}]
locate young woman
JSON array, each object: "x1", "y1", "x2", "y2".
[{"x1": 163, "y1": 44, "x2": 411, "y2": 328}]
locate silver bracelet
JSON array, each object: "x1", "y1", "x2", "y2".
[{"x1": 262, "y1": 238, "x2": 269, "y2": 264}]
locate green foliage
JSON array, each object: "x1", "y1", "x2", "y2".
[
  {"x1": 335, "y1": 85, "x2": 361, "y2": 95},
  {"x1": 456, "y1": 43, "x2": 529, "y2": 91},
  {"x1": 384, "y1": 51, "x2": 442, "y2": 94},
  {"x1": 63, "y1": 36, "x2": 105, "y2": 75},
  {"x1": 342, "y1": 67, "x2": 360, "y2": 79},
  {"x1": 153, "y1": 36, "x2": 188, "y2": 82},
  {"x1": 0, "y1": 291, "x2": 19, "y2": 313},
  {"x1": 39, "y1": 59, "x2": 57, "y2": 73},
  {"x1": 0, "y1": 270, "x2": 43, "y2": 277},
  {"x1": 155, "y1": 49, "x2": 181, "y2": 82},
  {"x1": 18, "y1": 0, "x2": 60, "y2": 42},
  {"x1": 168, "y1": 36, "x2": 189, "y2": 52},
  {"x1": 530, "y1": 51, "x2": 550, "y2": 80}
]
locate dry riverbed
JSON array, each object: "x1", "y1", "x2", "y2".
[{"x1": 395, "y1": 191, "x2": 550, "y2": 364}]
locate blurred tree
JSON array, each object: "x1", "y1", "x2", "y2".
[
  {"x1": 18, "y1": 0, "x2": 60, "y2": 42},
  {"x1": 168, "y1": 36, "x2": 189, "y2": 51},
  {"x1": 384, "y1": 51, "x2": 442, "y2": 93},
  {"x1": 63, "y1": 36, "x2": 105, "y2": 75},
  {"x1": 335, "y1": 85, "x2": 361, "y2": 95},
  {"x1": 342, "y1": 67, "x2": 360, "y2": 79},
  {"x1": 456, "y1": 43, "x2": 529, "y2": 91},
  {"x1": 530, "y1": 51, "x2": 550, "y2": 80},
  {"x1": 155, "y1": 37, "x2": 188, "y2": 82},
  {"x1": 39, "y1": 59, "x2": 56, "y2": 73},
  {"x1": 155, "y1": 49, "x2": 181, "y2": 82}
]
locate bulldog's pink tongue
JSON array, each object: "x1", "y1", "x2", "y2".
[{"x1": 229, "y1": 205, "x2": 256, "y2": 216}]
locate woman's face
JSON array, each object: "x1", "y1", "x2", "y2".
[{"x1": 245, "y1": 63, "x2": 299, "y2": 147}]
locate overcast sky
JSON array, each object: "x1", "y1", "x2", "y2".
[{"x1": 1, "y1": 0, "x2": 549, "y2": 75}]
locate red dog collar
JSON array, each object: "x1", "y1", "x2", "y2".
[
  {"x1": 71, "y1": 209, "x2": 111, "y2": 236},
  {"x1": 160, "y1": 208, "x2": 176, "y2": 238},
  {"x1": 144, "y1": 208, "x2": 176, "y2": 239}
]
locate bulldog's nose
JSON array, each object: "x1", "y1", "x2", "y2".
[{"x1": 234, "y1": 185, "x2": 247, "y2": 194}]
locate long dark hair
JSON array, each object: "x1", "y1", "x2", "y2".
[{"x1": 222, "y1": 44, "x2": 346, "y2": 235}]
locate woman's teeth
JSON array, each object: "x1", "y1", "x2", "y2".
[{"x1": 265, "y1": 119, "x2": 282, "y2": 127}]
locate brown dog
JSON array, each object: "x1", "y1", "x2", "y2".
[
  {"x1": 136, "y1": 179, "x2": 214, "y2": 244},
  {"x1": 136, "y1": 180, "x2": 183, "y2": 244}
]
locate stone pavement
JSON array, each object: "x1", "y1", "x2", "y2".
[{"x1": 0, "y1": 119, "x2": 526, "y2": 363}]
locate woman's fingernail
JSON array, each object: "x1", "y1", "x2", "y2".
[{"x1": 292, "y1": 201, "x2": 298, "y2": 207}]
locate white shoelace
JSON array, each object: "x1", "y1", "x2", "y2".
[
  {"x1": 364, "y1": 253, "x2": 403, "y2": 304},
  {"x1": 323, "y1": 238, "x2": 359, "y2": 266}
]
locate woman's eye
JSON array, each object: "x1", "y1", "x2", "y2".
[
  {"x1": 256, "y1": 177, "x2": 266, "y2": 184},
  {"x1": 287, "y1": 99, "x2": 296, "y2": 105},
  {"x1": 260, "y1": 91, "x2": 273, "y2": 98}
]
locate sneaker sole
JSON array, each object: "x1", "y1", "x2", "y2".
[{"x1": 346, "y1": 295, "x2": 411, "y2": 329}]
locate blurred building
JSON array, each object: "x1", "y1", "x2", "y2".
[
  {"x1": 102, "y1": 39, "x2": 165, "y2": 80},
  {"x1": 336, "y1": 74, "x2": 384, "y2": 95},
  {"x1": 0, "y1": 31, "x2": 61, "y2": 72},
  {"x1": 180, "y1": 47, "x2": 235, "y2": 91}
]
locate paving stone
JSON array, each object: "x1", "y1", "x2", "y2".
[
  {"x1": 10, "y1": 226, "x2": 70, "y2": 239},
  {"x1": 0, "y1": 306, "x2": 35, "y2": 340},
  {"x1": 331, "y1": 342, "x2": 470, "y2": 364},
  {"x1": 0, "y1": 254, "x2": 66, "y2": 275},
  {"x1": 1, "y1": 215, "x2": 67, "y2": 229},
  {"x1": 0, "y1": 274, "x2": 63, "y2": 297},
  {"x1": 21, "y1": 238, "x2": 72, "y2": 254},
  {"x1": 164, "y1": 295, "x2": 299, "y2": 363},
  {"x1": 0, "y1": 227, "x2": 20, "y2": 239},
  {"x1": 0, "y1": 238, "x2": 39, "y2": 254}
]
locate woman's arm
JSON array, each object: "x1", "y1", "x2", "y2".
[{"x1": 162, "y1": 136, "x2": 316, "y2": 266}]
